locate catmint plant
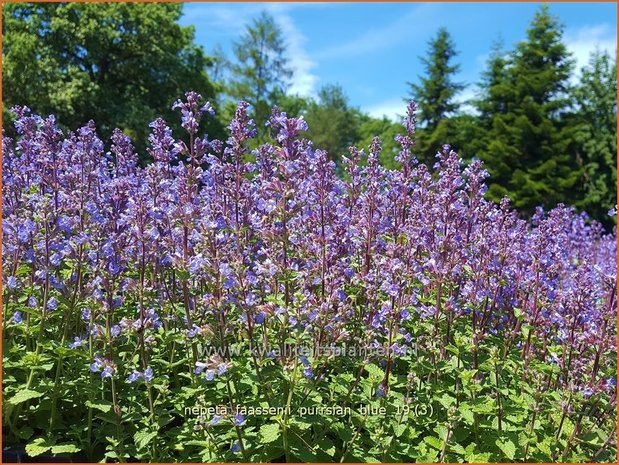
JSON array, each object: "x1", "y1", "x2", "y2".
[{"x1": 2, "y1": 94, "x2": 616, "y2": 463}]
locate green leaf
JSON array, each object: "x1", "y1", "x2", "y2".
[
  {"x1": 15, "y1": 264, "x2": 32, "y2": 277},
  {"x1": 291, "y1": 442, "x2": 318, "y2": 462},
  {"x1": 435, "y1": 424, "x2": 449, "y2": 441},
  {"x1": 496, "y1": 438, "x2": 516, "y2": 460},
  {"x1": 451, "y1": 443, "x2": 466, "y2": 455},
  {"x1": 459, "y1": 406, "x2": 475, "y2": 425},
  {"x1": 365, "y1": 363, "x2": 385, "y2": 380},
  {"x1": 8, "y1": 389, "x2": 44, "y2": 405},
  {"x1": 291, "y1": 418, "x2": 312, "y2": 431},
  {"x1": 513, "y1": 307, "x2": 524, "y2": 320},
  {"x1": 85, "y1": 400, "x2": 113, "y2": 413},
  {"x1": 15, "y1": 426, "x2": 34, "y2": 440},
  {"x1": 51, "y1": 444, "x2": 81, "y2": 455},
  {"x1": 471, "y1": 395, "x2": 495, "y2": 414},
  {"x1": 25, "y1": 438, "x2": 53, "y2": 457},
  {"x1": 445, "y1": 344, "x2": 460, "y2": 355},
  {"x1": 458, "y1": 369, "x2": 477, "y2": 384},
  {"x1": 561, "y1": 417, "x2": 575, "y2": 438},
  {"x1": 259, "y1": 423, "x2": 280, "y2": 443},
  {"x1": 436, "y1": 393, "x2": 456, "y2": 409},
  {"x1": 185, "y1": 440, "x2": 211, "y2": 448},
  {"x1": 318, "y1": 438, "x2": 336, "y2": 457},
  {"x1": 423, "y1": 435, "x2": 443, "y2": 450},
  {"x1": 333, "y1": 422, "x2": 353, "y2": 442},
  {"x1": 105, "y1": 436, "x2": 120, "y2": 447},
  {"x1": 393, "y1": 422, "x2": 407, "y2": 438},
  {"x1": 134, "y1": 430, "x2": 157, "y2": 449},
  {"x1": 37, "y1": 362, "x2": 55, "y2": 371},
  {"x1": 537, "y1": 437, "x2": 552, "y2": 457},
  {"x1": 473, "y1": 452, "x2": 492, "y2": 462},
  {"x1": 464, "y1": 443, "x2": 479, "y2": 462}
]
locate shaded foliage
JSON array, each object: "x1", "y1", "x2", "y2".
[{"x1": 2, "y1": 2, "x2": 223, "y2": 159}]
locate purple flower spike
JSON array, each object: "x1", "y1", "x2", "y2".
[
  {"x1": 11, "y1": 311, "x2": 23, "y2": 324},
  {"x1": 69, "y1": 336, "x2": 85, "y2": 349},
  {"x1": 6, "y1": 276, "x2": 18, "y2": 289},
  {"x1": 90, "y1": 356, "x2": 104, "y2": 373},
  {"x1": 230, "y1": 441, "x2": 241, "y2": 453},
  {"x1": 127, "y1": 370, "x2": 142, "y2": 383},
  {"x1": 195, "y1": 362, "x2": 208, "y2": 375},
  {"x1": 143, "y1": 367, "x2": 154, "y2": 382}
]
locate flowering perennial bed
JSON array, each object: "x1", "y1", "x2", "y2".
[{"x1": 2, "y1": 93, "x2": 616, "y2": 462}]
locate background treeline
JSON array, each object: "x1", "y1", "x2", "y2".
[{"x1": 3, "y1": 3, "x2": 616, "y2": 225}]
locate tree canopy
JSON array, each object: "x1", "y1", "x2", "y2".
[
  {"x1": 2, "y1": 2, "x2": 222, "y2": 158},
  {"x1": 227, "y1": 11, "x2": 293, "y2": 141},
  {"x1": 3, "y1": 4, "x2": 615, "y2": 225},
  {"x1": 475, "y1": 6, "x2": 580, "y2": 213},
  {"x1": 408, "y1": 27, "x2": 465, "y2": 163}
]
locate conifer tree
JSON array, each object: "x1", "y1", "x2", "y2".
[
  {"x1": 570, "y1": 50, "x2": 617, "y2": 225},
  {"x1": 407, "y1": 27, "x2": 465, "y2": 163},
  {"x1": 228, "y1": 11, "x2": 293, "y2": 139},
  {"x1": 479, "y1": 5, "x2": 578, "y2": 213}
]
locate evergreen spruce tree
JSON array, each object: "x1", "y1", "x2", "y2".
[
  {"x1": 570, "y1": 50, "x2": 617, "y2": 226},
  {"x1": 479, "y1": 5, "x2": 578, "y2": 213},
  {"x1": 475, "y1": 38, "x2": 510, "y2": 129},
  {"x1": 407, "y1": 27, "x2": 465, "y2": 163}
]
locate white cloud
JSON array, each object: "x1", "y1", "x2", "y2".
[
  {"x1": 565, "y1": 24, "x2": 616, "y2": 76},
  {"x1": 455, "y1": 87, "x2": 478, "y2": 115},
  {"x1": 181, "y1": 3, "x2": 320, "y2": 97},
  {"x1": 266, "y1": 5, "x2": 319, "y2": 97},
  {"x1": 365, "y1": 98, "x2": 406, "y2": 121}
]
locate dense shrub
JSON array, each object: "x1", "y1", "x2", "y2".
[{"x1": 2, "y1": 92, "x2": 616, "y2": 462}]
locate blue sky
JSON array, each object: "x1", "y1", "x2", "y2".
[{"x1": 180, "y1": 2, "x2": 617, "y2": 120}]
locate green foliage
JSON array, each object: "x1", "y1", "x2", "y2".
[
  {"x1": 2, "y1": 2, "x2": 222, "y2": 158},
  {"x1": 476, "y1": 5, "x2": 579, "y2": 214},
  {"x1": 408, "y1": 27, "x2": 465, "y2": 164},
  {"x1": 356, "y1": 115, "x2": 403, "y2": 169},
  {"x1": 304, "y1": 84, "x2": 363, "y2": 163},
  {"x1": 7, "y1": 388, "x2": 44, "y2": 406},
  {"x1": 5, "y1": 280, "x2": 615, "y2": 462},
  {"x1": 408, "y1": 27, "x2": 465, "y2": 131},
  {"x1": 276, "y1": 93, "x2": 312, "y2": 119},
  {"x1": 568, "y1": 50, "x2": 617, "y2": 226},
  {"x1": 227, "y1": 11, "x2": 293, "y2": 141},
  {"x1": 259, "y1": 423, "x2": 281, "y2": 444}
]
